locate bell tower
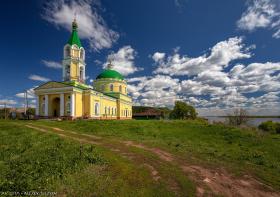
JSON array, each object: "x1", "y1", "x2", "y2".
[{"x1": 62, "y1": 18, "x2": 86, "y2": 83}]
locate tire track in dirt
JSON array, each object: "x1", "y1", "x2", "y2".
[
  {"x1": 26, "y1": 123, "x2": 280, "y2": 197},
  {"x1": 25, "y1": 124, "x2": 184, "y2": 195}
]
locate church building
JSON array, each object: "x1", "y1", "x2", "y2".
[{"x1": 34, "y1": 19, "x2": 132, "y2": 119}]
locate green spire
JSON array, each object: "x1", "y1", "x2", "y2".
[{"x1": 67, "y1": 18, "x2": 82, "y2": 48}]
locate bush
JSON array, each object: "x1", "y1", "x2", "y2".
[
  {"x1": 258, "y1": 121, "x2": 280, "y2": 134},
  {"x1": 226, "y1": 109, "x2": 248, "y2": 126},
  {"x1": 170, "y1": 101, "x2": 197, "y2": 120}
]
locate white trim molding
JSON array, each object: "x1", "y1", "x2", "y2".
[
  {"x1": 44, "y1": 95, "x2": 48, "y2": 117},
  {"x1": 70, "y1": 93, "x2": 75, "y2": 117},
  {"x1": 60, "y1": 93, "x2": 64, "y2": 116}
]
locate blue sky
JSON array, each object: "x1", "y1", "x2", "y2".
[{"x1": 0, "y1": 0, "x2": 280, "y2": 115}]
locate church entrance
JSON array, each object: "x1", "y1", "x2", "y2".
[{"x1": 52, "y1": 97, "x2": 60, "y2": 117}]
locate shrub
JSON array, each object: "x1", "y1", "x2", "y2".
[
  {"x1": 170, "y1": 101, "x2": 197, "y2": 120},
  {"x1": 226, "y1": 109, "x2": 248, "y2": 126},
  {"x1": 258, "y1": 121, "x2": 280, "y2": 134}
]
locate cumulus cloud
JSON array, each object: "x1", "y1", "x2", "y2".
[
  {"x1": 15, "y1": 87, "x2": 36, "y2": 99},
  {"x1": 237, "y1": 0, "x2": 280, "y2": 38},
  {"x1": 103, "y1": 46, "x2": 142, "y2": 76},
  {"x1": 29, "y1": 75, "x2": 50, "y2": 82},
  {"x1": 126, "y1": 37, "x2": 280, "y2": 116},
  {"x1": 43, "y1": 0, "x2": 119, "y2": 51},
  {"x1": 0, "y1": 99, "x2": 17, "y2": 106},
  {"x1": 42, "y1": 60, "x2": 62, "y2": 69},
  {"x1": 153, "y1": 37, "x2": 252, "y2": 76}
]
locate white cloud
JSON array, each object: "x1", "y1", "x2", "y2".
[
  {"x1": 152, "y1": 52, "x2": 165, "y2": 62},
  {"x1": 29, "y1": 75, "x2": 50, "y2": 82},
  {"x1": 42, "y1": 60, "x2": 62, "y2": 69},
  {"x1": 125, "y1": 37, "x2": 280, "y2": 116},
  {"x1": 15, "y1": 87, "x2": 36, "y2": 99},
  {"x1": 0, "y1": 99, "x2": 17, "y2": 106},
  {"x1": 43, "y1": 0, "x2": 119, "y2": 51},
  {"x1": 103, "y1": 46, "x2": 142, "y2": 76},
  {"x1": 153, "y1": 37, "x2": 252, "y2": 76},
  {"x1": 237, "y1": 0, "x2": 280, "y2": 38}
]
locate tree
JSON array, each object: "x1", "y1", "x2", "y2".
[
  {"x1": 226, "y1": 108, "x2": 248, "y2": 126},
  {"x1": 170, "y1": 101, "x2": 197, "y2": 120}
]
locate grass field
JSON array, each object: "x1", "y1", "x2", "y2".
[{"x1": 1, "y1": 119, "x2": 280, "y2": 196}]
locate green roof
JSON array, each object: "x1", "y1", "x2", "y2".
[
  {"x1": 96, "y1": 69, "x2": 124, "y2": 80},
  {"x1": 61, "y1": 81, "x2": 91, "y2": 90},
  {"x1": 67, "y1": 19, "x2": 82, "y2": 48}
]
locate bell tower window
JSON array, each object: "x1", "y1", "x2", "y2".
[
  {"x1": 65, "y1": 65, "x2": 70, "y2": 81},
  {"x1": 65, "y1": 46, "x2": 71, "y2": 58},
  {"x1": 80, "y1": 67, "x2": 84, "y2": 82},
  {"x1": 80, "y1": 49, "x2": 84, "y2": 60}
]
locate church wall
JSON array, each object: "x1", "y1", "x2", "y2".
[
  {"x1": 90, "y1": 94, "x2": 101, "y2": 118},
  {"x1": 94, "y1": 80, "x2": 127, "y2": 95},
  {"x1": 119, "y1": 94, "x2": 132, "y2": 102},
  {"x1": 83, "y1": 93, "x2": 91, "y2": 118},
  {"x1": 75, "y1": 92, "x2": 83, "y2": 117},
  {"x1": 100, "y1": 96, "x2": 117, "y2": 119},
  {"x1": 118, "y1": 100, "x2": 132, "y2": 119},
  {"x1": 70, "y1": 62, "x2": 78, "y2": 81}
]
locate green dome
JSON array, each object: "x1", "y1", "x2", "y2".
[{"x1": 96, "y1": 69, "x2": 124, "y2": 80}]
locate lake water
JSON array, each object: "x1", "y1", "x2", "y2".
[{"x1": 204, "y1": 117, "x2": 280, "y2": 127}]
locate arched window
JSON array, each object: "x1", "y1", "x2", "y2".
[
  {"x1": 115, "y1": 108, "x2": 117, "y2": 115},
  {"x1": 65, "y1": 65, "x2": 70, "y2": 80},
  {"x1": 124, "y1": 87, "x2": 127, "y2": 93},
  {"x1": 108, "y1": 107, "x2": 110, "y2": 115},
  {"x1": 65, "y1": 46, "x2": 71, "y2": 57},
  {"x1": 105, "y1": 107, "x2": 107, "y2": 115},
  {"x1": 119, "y1": 85, "x2": 122, "y2": 93},
  {"x1": 110, "y1": 84, "x2": 114, "y2": 91},
  {"x1": 112, "y1": 108, "x2": 114, "y2": 115},
  {"x1": 80, "y1": 67, "x2": 84, "y2": 81},
  {"x1": 80, "y1": 49, "x2": 84, "y2": 60},
  {"x1": 94, "y1": 103, "x2": 99, "y2": 115}
]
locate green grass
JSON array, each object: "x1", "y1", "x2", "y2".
[
  {"x1": 31, "y1": 119, "x2": 280, "y2": 190},
  {"x1": 0, "y1": 121, "x2": 177, "y2": 196}
]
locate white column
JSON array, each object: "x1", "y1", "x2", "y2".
[
  {"x1": 62, "y1": 65, "x2": 65, "y2": 81},
  {"x1": 60, "y1": 93, "x2": 64, "y2": 116},
  {"x1": 44, "y1": 95, "x2": 48, "y2": 117},
  {"x1": 83, "y1": 66, "x2": 86, "y2": 81},
  {"x1": 35, "y1": 96, "x2": 39, "y2": 116},
  {"x1": 70, "y1": 93, "x2": 75, "y2": 117}
]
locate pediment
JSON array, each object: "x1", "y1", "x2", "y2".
[{"x1": 35, "y1": 81, "x2": 72, "y2": 90}]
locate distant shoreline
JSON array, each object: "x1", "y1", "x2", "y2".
[{"x1": 202, "y1": 116, "x2": 280, "y2": 118}]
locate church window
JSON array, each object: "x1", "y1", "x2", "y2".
[
  {"x1": 66, "y1": 102, "x2": 71, "y2": 115},
  {"x1": 105, "y1": 107, "x2": 107, "y2": 115},
  {"x1": 65, "y1": 46, "x2": 71, "y2": 57},
  {"x1": 119, "y1": 85, "x2": 122, "y2": 93},
  {"x1": 80, "y1": 67, "x2": 84, "y2": 81},
  {"x1": 110, "y1": 84, "x2": 114, "y2": 91},
  {"x1": 124, "y1": 87, "x2": 127, "y2": 93},
  {"x1": 94, "y1": 103, "x2": 99, "y2": 115},
  {"x1": 115, "y1": 108, "x2": 117, "y2": 115},
  {"x1": 108, "y1": 107, "x2": 110, "y2": 115},
  {"x1": 41, "y1": 103, "x2": 45, "y2": 115},
  {"x1": 80, "y1": 49, "x2": 84, "y2": 60},
  {"x1": 65, "y1": 65, "x2": 70, "y2": 80}
]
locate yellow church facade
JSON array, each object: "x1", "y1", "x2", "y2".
[{"x1": 34, "y1": 19, "x2": 132, "y2": 120}]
